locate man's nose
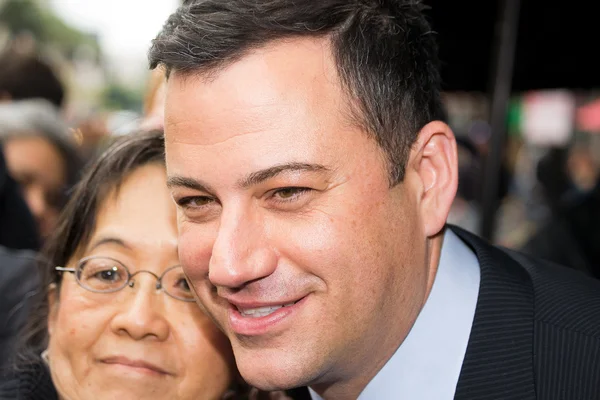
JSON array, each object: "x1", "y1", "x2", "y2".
[{"x1": 208, "y1": 207, "x2": 277, "y2": 289}]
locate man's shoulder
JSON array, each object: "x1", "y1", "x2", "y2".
[
  {"x1": 504, "y1": 248, "x2": 600, "y2": 339},
  {"x1": 451, "y1": 225, "x2": 600, "y2": 338},
  {"x1": 452, "y1": 226, "x2": 600, "y2": 398}
]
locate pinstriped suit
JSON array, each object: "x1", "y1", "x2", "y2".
[{"x1": 453, "y1": 226, "x2": 600, "y2": 400}]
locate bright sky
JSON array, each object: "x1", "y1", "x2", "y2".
[{"x1": 49, "y1": 0, "x2": 179, "y2": 74}]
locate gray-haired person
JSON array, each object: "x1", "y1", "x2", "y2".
[{"x1": 0, "y1": 99, "x2": 81, "y2": 240}]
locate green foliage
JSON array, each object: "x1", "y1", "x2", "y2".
[
  {"x1": 101, "y1": 82, "x2": 143, "y2": 112},
  {"x1": 0, "y1": 0, "x2": 100, "y2": 57}
]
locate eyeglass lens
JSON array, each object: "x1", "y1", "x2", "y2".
[{"x1": 76, "y1": 257, "x2": 194, "y2": 301}]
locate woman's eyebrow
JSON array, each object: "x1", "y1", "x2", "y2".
[{"x1": 88, "y1": 236, "x2": 130, "y2": 252}]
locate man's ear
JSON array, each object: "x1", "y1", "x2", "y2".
[
  {"x1": 47, "y1": 283, "x2": 59, "y2": 337},
  {"x1": 409, "y1": 121, "x2": 458, "y2": 237}
]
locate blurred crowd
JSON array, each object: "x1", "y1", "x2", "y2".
[
  {"x1": 0, "y1": 48, "x2": 163, "y2": 247},
  {"x1": 448, "y1": 107, "x2": 600, "y2": 279}
]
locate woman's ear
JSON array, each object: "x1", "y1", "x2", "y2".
[{"x1": 47, "y1": 283, "x2": 59, "y2": 337}]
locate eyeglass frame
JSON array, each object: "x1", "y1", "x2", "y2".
[{"x1": 55, "y1": 255, "x2": 195, "y2": 302}]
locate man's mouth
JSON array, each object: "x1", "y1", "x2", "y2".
[
  {"x1": 227, "y1": 296, "x2": 308, "y2": 335},
  {"x1": 236, "y1": 300, "x2": 300, "y2": 318}
]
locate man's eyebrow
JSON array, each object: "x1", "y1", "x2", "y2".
[
  {"x1": 166, "y1": 176, "x2": 215, "y2": 194},
  {"x1": 166, "y1": 163, "x2": 329, "y2": 193},
  {"x1": 237, "y1": 162, "x2": 329, "y2": 189}
]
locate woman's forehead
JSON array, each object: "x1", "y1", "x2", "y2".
[{"x1": 88, "y1": 165, "x2": 177, "y2": 256}]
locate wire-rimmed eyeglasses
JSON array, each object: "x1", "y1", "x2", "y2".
[{"x1": 56, "y1": 256, "x2": 195, "y2": 302}]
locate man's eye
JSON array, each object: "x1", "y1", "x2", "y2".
[
  {"x1": 272, "y1": 187, "x2": 310, "y2": 202},
  {"x1": 176, "y1": 196, "x2": 214, "y2": 208}
]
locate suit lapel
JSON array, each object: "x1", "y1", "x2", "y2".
[{"x1": 451, "y1": 226, "x2": 536, "y2": 400}]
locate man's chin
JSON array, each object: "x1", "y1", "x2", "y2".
[
  {"x1": 239, "y1": 367, "x2": 300, "y2": 391},
  {"x1": 236, "y1": 354, "x2": 311, "y2": 392}
]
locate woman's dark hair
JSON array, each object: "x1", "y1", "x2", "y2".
[
  {"x1": 14, "y1": 130, "x2": 166, "y2": 368},
  {"x1": 149, "y1": 0, "x2": 444, "y2": 186}
]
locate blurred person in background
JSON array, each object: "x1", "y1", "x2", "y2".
[
  {"x1": 0, "y1": 49, "x2": 65, "y2": 109},
  {"x1": 0, "y1": 246, "x2": 38, "y2": 373},
  {"x1": 0, "y1": 99, "x2": 79, "y2": 376},
  {"x1": 139, "y1": 68, "x2": 167, "y2": 131},
  {"x1": 0, "y1": 144, "x2": 40, "y2": 251},
  {"x1": 522, "y1": 144, "x2": 600, "y2": 279},
  {"x1": 447, "y1": 136, "x2": 482, "y2": 234},
  {"x1": 0, "y1": 145, "x2": 40, "y2": 371},
  {"x1": 0, "y1": 47, "x2": 110, "y2": 162},
  {"x1": 0, "y1": 99, "x2": 82, "y2": 240},
  {"x1": 72, "y1": 114, "x2": 112, "y2": 161}
]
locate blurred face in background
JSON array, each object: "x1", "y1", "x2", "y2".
[
  {"x1": 3, "y1": 133, "x2": 67, "y2": 238},
  {"x1": 140, "y1": 69, "x2": 167, "y2": 131}
]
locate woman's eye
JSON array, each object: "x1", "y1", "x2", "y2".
[
  {"x1": 93, "y1": 269, "x2": 122, "y2": 282},
  {"x1": 176, "y1": 278, "x2": 191, "y2": 292}
]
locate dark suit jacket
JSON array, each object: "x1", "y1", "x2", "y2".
[
  {"x1": 0, "y1": 145, "x2": 40, "y2": 251},
  {"x1": 0, "y1": 247, "x2": 39, "y2": 371},
  {"x1": 452, "y1": 225, "x2": 600, "y2": 400}
]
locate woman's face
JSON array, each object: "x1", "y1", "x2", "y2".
[
  {"x1": 3, "y1": 135, "x2": 66, "y2": 238},
  {"x1": 47, "y1": 163, "x2": 235, "y2": 400}
]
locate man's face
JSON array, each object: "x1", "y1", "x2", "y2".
[{"x1": 164, "y1": 38, "x2": 432, "y2": 391}]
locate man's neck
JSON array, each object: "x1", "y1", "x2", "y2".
[{"x1": 310, "y1": 368, "x2": 381, "y2": 400}]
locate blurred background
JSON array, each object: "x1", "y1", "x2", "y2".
[
  {"x1": 0, "y1": 0, "x2": 178, "y2": 130},
  {"x1": 1, "y1": 0, "x2": 600, "y2": 277}
]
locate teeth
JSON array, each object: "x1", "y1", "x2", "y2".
[{"x1": 238, "y1": 302, "x2": 296, "y2": 318}]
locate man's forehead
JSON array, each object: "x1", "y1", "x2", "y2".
[
  {"x1": 163, "y1": 39, "x2": 350, "y2": 148},
  {"x1": 164, "y1": 38, "x2": 343, "y2": 108}
]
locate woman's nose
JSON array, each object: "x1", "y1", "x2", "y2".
[{"x1": 109, "y1": 275, "x2": 170, "y2": 341}]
